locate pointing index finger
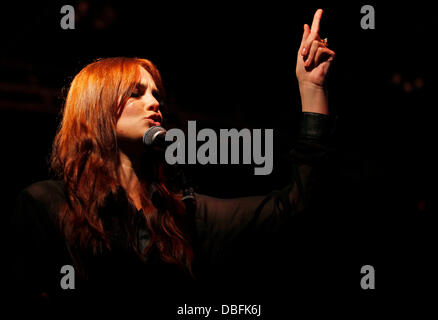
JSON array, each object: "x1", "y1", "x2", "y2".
[{"x1": 310, "y1": 9, "x2": 323, "y2": 34}]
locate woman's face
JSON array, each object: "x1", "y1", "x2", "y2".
[{"x1": 116, "y1": 67, "x2": 163, "y2": 144}]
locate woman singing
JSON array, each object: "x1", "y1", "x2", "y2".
[{"x1": 10, "y1": 9, "x2": 335, "y2": 313}]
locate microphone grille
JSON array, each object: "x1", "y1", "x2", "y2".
[{"x1": 143, "y1": 126, "x2": 166, "y2": 146}]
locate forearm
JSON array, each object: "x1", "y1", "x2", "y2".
[{"x1": 299, "y1": 82, "x2": 329, "y2": 116}]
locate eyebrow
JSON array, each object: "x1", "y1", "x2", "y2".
[{"x1": 136, "y1": 82, "x2": 158, "y2": 93}]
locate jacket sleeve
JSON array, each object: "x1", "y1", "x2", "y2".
[{"x1": 193, "y1": 112, "x2": 332, "y2": 264}]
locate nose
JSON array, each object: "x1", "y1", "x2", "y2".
[{"x1": 145, "y1": 96, "x2": 160, "y2": 113}]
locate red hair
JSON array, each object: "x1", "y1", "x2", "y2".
[{"x1": 50, "y1": 57, "x2": 193, "y2": 277}]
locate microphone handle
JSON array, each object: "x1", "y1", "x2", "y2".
[{"x1": 145, "y1": 126, "x2": 195, "y2": 203}]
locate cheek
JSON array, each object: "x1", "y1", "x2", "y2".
[
  {"x1": 120, "y1": 100, "x2": 143, "y2": 118},
  {"x1": 117, "y1": 102, "x2": 146, "y2": 128},
  {"x1": 116, "y1": 103, "x2": 143, "y2": 136}
]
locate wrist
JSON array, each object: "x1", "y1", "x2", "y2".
[
  {"x1": 299, "y1": 82, "x2": 329, "y2": 115},
  {"x1": 298, "y1": 80, "x2": 325, "y2": 89}
]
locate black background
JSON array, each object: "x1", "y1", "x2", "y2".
[{"x1": 1, "y1": 0, "x2": 436, "y2": 316}]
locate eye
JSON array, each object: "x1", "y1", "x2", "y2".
[
  {"x1": 130, "y1": 84, "x2": 146, "y2": 98},
  {"x1": 130, "y1": 90, "x2": 141, "y2": 98}
]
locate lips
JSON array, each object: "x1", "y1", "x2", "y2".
[
  {"x1": 146, "y1": 114, "x2": 162, "y2": 126},
  {"x1": 146, "y1": 119, "x2": 161, "y2": 126}
]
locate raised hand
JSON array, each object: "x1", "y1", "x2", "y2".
[{"x1": 296, "y1": 9, "x2": 335, "y2": 88}]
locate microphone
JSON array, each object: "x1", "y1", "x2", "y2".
[
  {"x1": 142, "y1": 125, "x2": 195, "y2": 202},
  {"x1": 143, "y1": 125, "x2": 171, "y2": 150}
]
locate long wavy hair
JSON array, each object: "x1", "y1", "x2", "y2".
[{"x1": 50, "y1": 57, "x2": 194, "y2": 277}]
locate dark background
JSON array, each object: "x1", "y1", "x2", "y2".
[{"x1": 1, "y1": 0, "x2": 436, "y2": 316}]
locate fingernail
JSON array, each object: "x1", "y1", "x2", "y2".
[{"x1": 302, "y1": 48, "x2": 306, "y2": 55}]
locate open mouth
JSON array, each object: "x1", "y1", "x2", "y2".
[
  {"x1": 146, "y1": 114, "x2": 162, "y2": 126},
  {"x1": 146, "y1": 118, "x2": 161, "y2": 127}
]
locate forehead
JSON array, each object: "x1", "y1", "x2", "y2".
[{"x1": 138, "y1": 67, "x2": 158, "y2": 91}]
